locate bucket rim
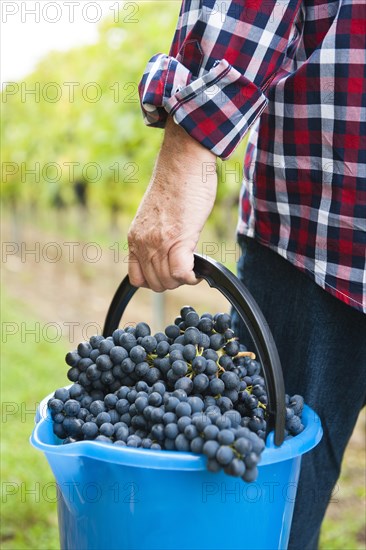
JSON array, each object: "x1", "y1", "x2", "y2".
[{"x1": 30, "y1": 391, "x2": 322, "y2": 470}]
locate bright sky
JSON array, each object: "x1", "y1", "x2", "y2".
[{"x1": 1, "y1": 1, "x2": 117, "y2": 85}]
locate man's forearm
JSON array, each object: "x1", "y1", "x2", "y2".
[
  {"x1": 162, "y1": 116, "x2": 216, "y2": 162},
  {"x1": 127, "y1": 118, "x2": 217, "y2": 291}
]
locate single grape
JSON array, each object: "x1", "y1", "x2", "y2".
[
  {"x1": 205, "y1": 360, "x2": 218, "y2": 375},
  {"x1": 165, "y1": 423, "x2": 179, "y2": 439},
  {"x1": 224, "y1": 410, "x2": 241, "y2": 427},
  {"x1": 67, "y1": 368, "x2": 79, "y2": 382},
  {"x1": 48, "y1": 398, "x2": 64, "y2": 415},
  {"x1": 135, "y1": 362, "x2": 149, "y2": 378},
  {"x1": 216, "y1": 445, "x2": 234, "y2": 465},
  {"x1": 221, "y1": 371, "x2": 240, "y2": 390},
  {"x1": 53, "y1": 423, "x2": 67, "y2": 439},
  {"x1": 141, "y1": 336, "x2": 157, "y2": 353},
  {"x1": 198, "y1": 317, "x2": 213, "y2": 333},
  {"x1": 69, "y1": 384, "x2": 84, "y2": 400},
  {"x1": 210, "y1": 333, "x2": 225, "y2": 351},
  {"x1": 99, "y1": 339, "x2": 114, "y2": 355},
  {"x1": 119, "y1": 333, "x2": 137, "y2": 351},
  {"x1": 77, "y1": 342, "x2": 92, "y2": 358},
  {"x1": 217, "y1": 429, "x2": 235, "y2": 445},
  {"x1": 226, "y1": 458, "x2": 245, "y2": 477},
  {"x1": 172, "y1": 360, "x2": 188, "y2": 376},
  {"x1": 63, "y1": 417, "x2": 83, "y2": 438},
  {"x1": 242, "y1": 467, "x2": 258, "y2": 483},
  {"x1": 156, "y1": 340, "x2": 170, "y2": 357},
  {"x1": 217, "y1": 396, "x2": 233, "y2": 412},
  {"x1": 185, "y1": 311, "x2": 200, "y2": 327},
  {"x1": 166, "y1": 396, "x2": 180, "y2": 412},
  {"x1": 184, "y1": 327, "x2": 201, "y2": 345},
  {"x1": 184, "y1": 424, "x2": 198, "y2": 440},
  {"x1": 151, "y1": 423, "x2": 165, "y2": 441},
  {"x1": 96, "y1": 354, "x2": 113, "y2": 372},
  {"x1": 190, "y1": 436, "x2": 204, "y2": 453},
  {"x1": 144, "y1": 367, "x2": 161, "y2": 385},
  {"x1": 193, "y1": 374, "x2": 209, "y2": 393},
  {"x1": 82, "y1": 422, "x2": 98, "y2": 439},
  {"x1": 115, "y1": 426, "x2": 129, "y2": 441},
  {"x1": 203, "y1": 440, "x2": 220, "y2": 458},
  {"x1": 203, "y1": 424, "x2": 220, "y2": 440},
  {"x1": 89, "y1": 400, "x2": 106, "y2": 416},
  {"x1": 289, "y1": 394, "x2": 304, "y2": 415},
  {"x1": 209, "y1": 378, "x2": 225, "y2": 395},
  {"x1": 99, "y1": 423, "x2": 114, "y2": 437},
  {"x1": 90, "y1": 335, "x2": 104, "y2": 349},
  {"x1": 187, "y1": 396, "x2": 204, "y2": 413},
  {"x1": 64, "y1": 399, "x2": 81, "y2": 417},
  {"x1": 165, "y1": 324, "x2": 181, "y2": 340},
  {"x1": 150, "y1": 408, "x2": 165, "y2": 424},
  {"x1": 224, "y1": 340, "x2": 240, "y2": 357},
  {"x1": 182, "y1": 344, "x2": 196, "y2": 362},
  {"x1": 175, "y1": 433, "x2": 190, "y2": 451},
  {"x1": 135, "y1": 322, "x2": 151, "y2": 338},
  {"x1": 65, "y1": 351, "x2": 81, "y2": 367},
  {"x1": 176, "y1": 402, "x2": 192, "y2": 418},
  {"x1": 192, "y1": 356, "x2": 207, "y2": 374},
  {"x1": 224, "y1": 329, "x2": 235, "y2": 340},
  {"x1": 287, "y1": 415, "x2": 303, "y2": 435},
  {"x1": 214, "y1": 313, "x2": 231, "y2": 333},
  {"x1": 121, "y1": 358, "x2": 135, "y2": 374}
]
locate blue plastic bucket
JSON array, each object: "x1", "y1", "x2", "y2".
[{"x1": 31, "y1": 392, "x2": 322, "y2": 550}]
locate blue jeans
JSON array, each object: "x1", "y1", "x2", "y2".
[{"x1": 232, "y1": 236, "x2": 366, "y2": 550}]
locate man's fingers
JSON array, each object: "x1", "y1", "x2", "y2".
[
  {"x1": 151, "y1": 253, "x2": 181, "y2": 290},
  {"x1": 129, "y1": 245, "x2": 200, "y2": 291},
  {"x1": 128, "y1": 252, "x2": 148, "y2": 288},
  {"x1": 168, "y1": 246, "x2": 199, "y2": 286},
  {"x1": 139, "y1": 260, "x2": 166, "y2": 292}
]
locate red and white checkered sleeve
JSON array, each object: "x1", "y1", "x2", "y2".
[{"x1": 139, "y1": 0, "x2": 303, "y2": 159}]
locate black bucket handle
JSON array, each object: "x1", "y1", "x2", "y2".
[{"x1": 103, "y1": 253, "x2": 286, "y2": 445}]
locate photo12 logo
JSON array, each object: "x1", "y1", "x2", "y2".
[{"x1": 1, "y1": 2, "x2": 139, "y2": 25}]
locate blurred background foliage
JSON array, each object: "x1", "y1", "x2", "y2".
[
  {"x1": 1, "y1": 2, "x2": 364, "y2": 549},
  {"x1": 1, "y1": 0, "x2": 241, "y2": 239}
]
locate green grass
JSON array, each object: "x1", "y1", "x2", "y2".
[
  {"x1": 1, "y1": 291, "x2": 64, "y2": 549},
  {"x1": 320, "y1": 516, "x2": 365, "y2": 550}
]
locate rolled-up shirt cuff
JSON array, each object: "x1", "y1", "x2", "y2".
[{"x1": 139, "y1": 54, "x2": 268, "y2": 159}]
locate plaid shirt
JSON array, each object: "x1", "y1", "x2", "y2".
[{"x1": 139, "y1": 0, "x2": 366, "y2": 314}]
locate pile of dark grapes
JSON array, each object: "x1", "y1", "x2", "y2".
[{"x1": 48, "y1": 306, "x2": 305, "y2": 482}]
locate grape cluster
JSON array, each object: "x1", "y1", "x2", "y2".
[{"x1": 48, "y1": 306, "x2": 305, "y2": 482}]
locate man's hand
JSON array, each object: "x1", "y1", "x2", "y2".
[{"x1": 127, "y1": 117, "x2": 217, "y2": 292}]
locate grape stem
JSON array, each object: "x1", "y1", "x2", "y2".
[{"x1": 234, "y1": 351, "x2": 256, "y2": 360}]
